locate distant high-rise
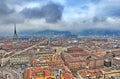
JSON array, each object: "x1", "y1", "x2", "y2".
[{"x1": 13, "y1": 24, "x2": 18, "y2": 40}]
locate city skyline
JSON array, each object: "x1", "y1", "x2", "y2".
[{"x1": 0, "y1": 0, "x2": 120, "y2": 34}]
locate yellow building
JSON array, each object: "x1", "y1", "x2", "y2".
[{"x1": 24, "y1": 67, "x2": 65, "y2": 79}]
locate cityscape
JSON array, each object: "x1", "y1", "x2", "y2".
[
  {"x1": 0, "y1": 25, "x2": 120, "y2": 79},
  {"x1": 0, "y1": 0, "x2": 120, "y2": 79}
]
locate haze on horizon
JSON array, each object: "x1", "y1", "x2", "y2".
[{"x1": 0, "y1": 0, "x2": 120, "y2": 35}]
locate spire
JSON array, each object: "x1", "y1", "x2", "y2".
[
  {"x1": 13, "y1": 24, "x2": 18, "y2": 40},
  {"x1": 14, "y1": 23, "x2": 17, "y2": 34}
]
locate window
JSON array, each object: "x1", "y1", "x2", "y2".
[{"x1": 35, "y1": 72, "x2": 45, "y2": 77}]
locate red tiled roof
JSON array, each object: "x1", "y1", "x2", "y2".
[
  {"x1": 67, "y1": 47, "x2": 83, "y2": 51},
  {"x1": 63, "y1": 66, "x2": 71, "y2": 73},
  {"x1": 92, "y1": 52, "x2": 105, "y2": 58},
  {"x1": 112, "y1": 50, "x2": 120, "y2": 55},
  {"x1": 78, "y1": 69, "x2": 102, "y2": 78},
  {"x1": 64, "y1": 73, "x2": 75, "y2": 79},
  {"x1": 24, "y1": 67, "x2": 50, "y2": 79}
]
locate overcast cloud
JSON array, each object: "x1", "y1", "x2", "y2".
[{"x1": 0, "y1": 0, "x2": 120, "y2": 34}]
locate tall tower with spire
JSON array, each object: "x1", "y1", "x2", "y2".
[{"x1": 13, "y1": 24, "x2": 18, "y2": 40}]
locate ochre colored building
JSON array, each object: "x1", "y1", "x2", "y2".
[
  {"x1": 24, "y1": 67, "x2": 75, "y2": 79},
  {"x1": 61, "y1": 47, "x2": 104, "y2": 71}
]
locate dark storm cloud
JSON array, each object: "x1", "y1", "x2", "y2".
[
  {"x1": 93, "y1": 16, "x2": 106, "y2": 23},
  {"x1": 21, "y1": 2, "x2": 64, "y2": 23},
  {"x1": 41, "y1": 2, "x2": 64, "y2": 23},
  {"x1": 0, "y1": 0, "x2": 24, "y2": 24},
  {"x1": 104, "y1": 6, "x2": 120, "y2": 17},
  {"x1": 0, "y1": 0, "x2": 120, "y2": 33},
  {"x1": 0, "y1": 14, "x2": 24, "y2": 24},
  {"x1": 93, "y1": 5, "x2": 120, "y2": 23},
  {"x1": 0, "y1": 0, "x2": 14, "y2": 15},
  {"x1": 21, "y1": 8, "x2": 44, "y2": 18},
  {"x1": 8, "y1": 0, "x2": 44, "y2": 5}
]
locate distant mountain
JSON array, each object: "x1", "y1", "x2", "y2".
[
  {"x1": 79, "y1": 29, "x2": 120, "y2": 36},
  {"x1": 36, "y1": 29, "x2": 71, "y2": 35},
  {"x1": 19, "y1": 30, "x2": 74, "y2": 37},
  {"x1": 19, "y1": 29, "x2": 120, "y2": 37}
]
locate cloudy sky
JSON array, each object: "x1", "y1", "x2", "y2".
[{"x1": 0, "y1": 0, "x2": 120, "y2": 35}]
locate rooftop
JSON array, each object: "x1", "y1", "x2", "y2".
[{"x1": 78, "y1": 69, "x2": 103, "y2": 78}]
